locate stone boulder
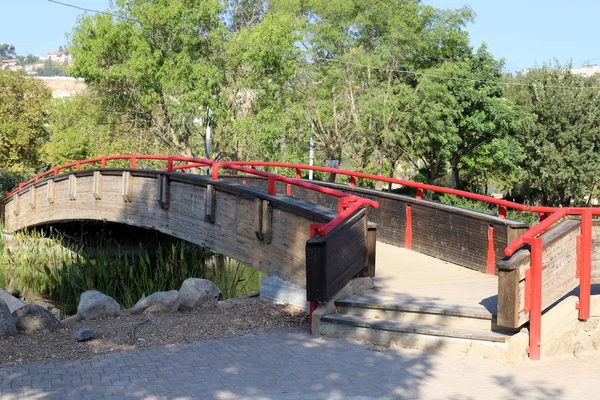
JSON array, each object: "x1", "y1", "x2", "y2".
[
  {"x1": 133, "y1": 290, "x2": 181, "y2": 313},
  {"x1": 72, "y1": 328, "x2": 94, "y2": 342},
  {"x1": 77, "y1": 290, "x2": 120, "y2": 320},
  {"x1": 179, "y1": 278, "x2": 222, "y2": 310},
  {"x1": 12, "y1": 304, "x2": 63, "y2": 333},
  {"x1": 0, "y1": 299, "x2": 17, "y2": 336},
  {"x1": 0, "y1": 289, "x2": 25, "y2": 313}
]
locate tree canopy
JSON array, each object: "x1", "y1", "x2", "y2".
[
  {"x1": 0, "y1": 71, "x2": 52, "y2": 172},
  {"x1": 506, "y1": 65, "x2": 600, "y2": 206},
  {"x1": 8, "y1": 0, "x2": 599, "y2": 207}
]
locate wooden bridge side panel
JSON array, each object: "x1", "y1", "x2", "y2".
[
  {"x1": 497, "y1": 220, "x2": 580, "y2": 328},
  {"x1": 227, "y1": 176, "x2": 526, "y2": 273},
  {"x1": 2, "y1": 172, "x2": 334, "y2": 286},
  {"x1": 306, "y1": 209, "x2": 368, "y2": 302}
]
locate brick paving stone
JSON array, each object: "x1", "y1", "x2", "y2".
[{"x1": 2, "y1": 325, "x2": 600, "y2": 399}]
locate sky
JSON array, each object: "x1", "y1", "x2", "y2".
[{"x1": 2, "y1": 0, "x2": 600, "y2": 73}]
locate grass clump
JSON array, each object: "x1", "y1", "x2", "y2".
[{"x1": 0, "y1": 227, "x2": 261, "y2": 317}]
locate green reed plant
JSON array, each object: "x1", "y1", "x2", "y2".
[{"x1": 0, "y1": 227, "x2": 262, "y2": 317}]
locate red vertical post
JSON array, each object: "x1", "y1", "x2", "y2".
[
  {"x1": 498, "y1": 205, "x2": 507, "y2": 219},
  {"x1": 100, "y1": 157, "x2": 106, "y2": 168},
  {"x1": 415, "y1": 188, "x2": 424, "y2": 200},
  {"x1": 286, "y1": 184, "x2": 292, "y2": 196},
  {"x1": 349, "y1": 176, "x2": 356, "y2": 187},
  {"x1": 405, "y1": 205, "x2": 412, "y2": 249},
  {"x1": 295, "y1": 168, "x2": 302, "y2": 179},
  {"x1": 576, "y1": 235, "x2": 582, "y2": 278},
  {"x1": 242, "y1": 179, "x2": 247, "y2": 185},
  {"x1": 539, "y1": 212, "x2": 548, "y2": 222},
  {"x1": 578, "y1": 210, "x2": 592, "y2": 320},
  {"x1": 211, "y1": 163, "x2": 219, "y2": 180},
  {"x1": 130, "y1": 157, "x2": 136, "y2": 169},
  {"x1": 267, "y1": 177, "x2": 276, "y2": 195},
  {"x1": 167, "y1": 157, "x2": 174, "y2": 172},
  {"x1": 525, "y1": 237, "x2": 543, "y2": 361},
  {"x1": 75, "y1": 162, "x2": 80, "y2": 171},
  {"x1": 486, "y1": 226, "x2": 496, "y2": 275}
]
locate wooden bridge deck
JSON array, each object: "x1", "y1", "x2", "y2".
[{"x1": 368, "y1": 242, "x2": 498, "y2": 316}]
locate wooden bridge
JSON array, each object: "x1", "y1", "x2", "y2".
[{"x1": 3, "y1": 155, "x2": 600, "y2": 361}]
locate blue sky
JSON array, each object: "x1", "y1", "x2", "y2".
[{"x1": 2, "y1": 0, "x2": 600, "y2": 72}]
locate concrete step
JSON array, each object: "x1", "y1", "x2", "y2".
[
  {"x1": 335, "y1": 299, "x2": 498, "y2": 331},
  {"x1": 319, "y1": 314, "x2": 516, "y2": 359},
  {"x1": 321, "y1": 314, "x2": 511, "y2": 343}
]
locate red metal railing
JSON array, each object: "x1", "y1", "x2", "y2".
[
  {"x1": 211, "y1": 160, "x2": 600, "y2": 361},
  {"x1": 6, "y1": 155, "x2": 600, "y2": 360},
  {"x1": 3, "y1": 155, "x2": 379, "y2": 238}
]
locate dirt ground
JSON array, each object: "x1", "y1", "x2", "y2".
[{"x1": 0, "y1": 297, "x2": 307, "y2": 368}]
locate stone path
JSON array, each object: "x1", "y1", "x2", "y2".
[
  {"x1": 2, "y1": 325, "x2": 600, "y2": 399},
  {"x1": 374, "y1": 243, "x2": 498, "y2": 315}
]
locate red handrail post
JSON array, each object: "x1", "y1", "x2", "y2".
[
  {"x1": 525, "y1": 236, "x2": 543, "y2": 361},
  {"x1": 130, "y1": 157, "x2": 136, "y2": 169},
  {"x1": 486, "y1": 226, "x2": 495, "y2": 275},
  {"x1": 286, "y1": 184, "x2": 292, "y2": 196},
  {"x1": 539, "y1": 212, "x2": 548, "y2": 222},
  {"x1": 577, "y1": 210, "x2": 592, "y2": 320},
  {"x1": 416, "y1": 188, "x2": 424, "y2": 200},
  {"x1": 75, "y1": 162, "x2": 80, "y2": 171},
  {"x1": 405, "y1": 205, "x2": 412, "y2": 249},
  {"x1": 498, "y1": 205, "x2": 507, "y2": 219},
  {"x1": 100, "y1": 157, "x2": 106, "y2": 168},
  {"x1": 211, "y1": 163, "x2": 219, "y2": 180},
  {"x1": 267, "y1": 177, "x2": 276, "y2": 195},
  {"x1": 167, "y1": 157, "x2": 174, "y2": 172},
  {"x1": 349, "y1": 176, "x2": 356, "y2": 187},
  {"x1": 337, "y1": 197, "x2": 355, "y2": 215},
  {"x1": 295, "y1": 168, "x2": 302, "y2": 179}
]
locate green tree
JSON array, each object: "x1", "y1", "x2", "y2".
[
  {"x1": 44, "y1": 93, "x2": 170, "y2": 166},
  {"x1": 296, "y1": 0, "x2": 474, "y2": 182},
  {"x1": 506, "y1": 64, "x2": 600, "y2": 206},
  {"x1": 0, "y1": 44, "x2": 16, "y2": 59},
  {"x1": 0, "y1": 71, "x2": 52, "y2": 171},
  {"x1": 68, "y1": 0, "x2": 302, "y2": 162}
]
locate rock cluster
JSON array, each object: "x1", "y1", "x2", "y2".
[{"x1": 0, "y1": 278, "x2": 222, "y2": 338}]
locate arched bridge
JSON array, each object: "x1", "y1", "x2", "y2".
[{"x1": 4, "y1": 155, "x2": 600, "y2": 361}]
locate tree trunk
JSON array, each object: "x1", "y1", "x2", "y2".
[
  {"x1": 451, "y1": 166, "x2": 460, "y2": 189},
  {"x1": 375, "y1": 156, "x2": 383, "y2": 191}
]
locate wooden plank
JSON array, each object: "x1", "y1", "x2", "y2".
[
  {"x1": 92, "y1": 171, "x2": 102, "y2": 200},
  {"x1": 306, "y1": 209, "x2": 368, "y2": 302},
  {"x1": 497, "y1": 267, "x2": 520, "y2": 328}
]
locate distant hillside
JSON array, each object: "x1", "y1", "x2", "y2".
[{"x1": 35, "y1": 77, "x2": 86, "y2": 98}]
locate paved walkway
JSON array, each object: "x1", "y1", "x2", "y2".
[
  {"x1": 374, "y1": 243, "x2": 498, "y2": 315},
  {"x1": 2, "y1": 325, "x2": 600, "y2": 400}
]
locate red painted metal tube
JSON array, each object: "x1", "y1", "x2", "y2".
[
  {"x1": 3, "y1": 155, "x2": 380, "y2": 240},
  {"x1": 486, "y1": 226, "x2": 495, "y2": 275},
  {"x1": 405, "y1": 206, "x2": 412, "y2": 249},
  {"x1": 525, "y1": 237, "x2": 543, "y2": 361},
  {"x1": 578, "y1": 209, "x2": 593, "y2": 320},
  {"x1": 225, "y1": 161, "x2": 531, "y2": 212},
  {"x1": 504, "y1": 209, "x2": 568, "y2": 257}
]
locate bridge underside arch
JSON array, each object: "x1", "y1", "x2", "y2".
[{"x1": 1, "y1": 169, "x2": 336, "y2": 286}]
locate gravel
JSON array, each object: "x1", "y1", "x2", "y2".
[{"x1": 0, "y1": 297, "x2": 307, "y2": 367}]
